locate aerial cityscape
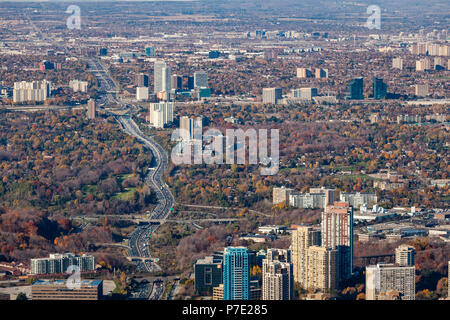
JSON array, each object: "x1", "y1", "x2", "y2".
[{"x1": 0, "y1": 0, "x2": 448, "y2": 308}]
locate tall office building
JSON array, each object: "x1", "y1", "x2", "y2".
[
  {"x1": 149, "y1": 102, "x2": 174, "y2": 128},
  {"x1": 346, "y1": 77, "x2": 364, "y2": 100},
  {"x1": 366, "y1": 263, "x2": 415, "y2": 300},
  {"x1": 136, "y1": 87, "x2": 149, "y2": 101},
  {"x1": 223, "y1": 247, "x2": 250, "y2": 300},
  {"x1": 153, "y1": 61, "x2": 171, "y2": 94},
  {"x1": 194, "y1": 255, "x2": 223, "y2": 295},
  {"x1": 372, "y1": 77, "x2": 387, "y2": 99},
  {"x1": 262, "y1": 88, "x2": 282, "y2": 104},
  {"x1": 315, "y1": 68, "x2": 328, "y2": 79},
  {"x1": 392, "y1": 58, "x2": 404, "y2": 70},
  {"x1": 171, "y1": 75, "x2": 182, "y2": 90},
  {"x1": 13, "y1": 80, "x2": 51, "y2": 103},
  {"x1": 186, "y1": 76, "x2": 195, "y2": 90},
  {"x1": 194, "y1": 70, "x2": 208, "y2": 88},
  {"x1": 262, "y1": 249, "x2": 294, "y2": 300},
  {"x1": 136, "y1": 73, "x2": 149, "y2": 87},
  {"x1": 273, "y1": 187, "x2": 292, "y2": 205},
  {"x1": 415, "y1": 84, "x2": 429, "y2": 97},
  {"x1": 145, "y1": 46, "x2": 156, "y2": 57},
  {"x1": 395, "y1": 245, "x2": 415, "y2": 267},
  {"x1": 87, "y1": 99, "x2": 96, "y2": 120},
  {"x1": 30, "y1": 253, "x2": 95, "y2": 275},
  {"x1": 296, "y1": 68, "x2": 312, "y2": 78},
  {"x1": 321, "y1": 202, "x2": 353, "y2": 280},
  {"x1": 291, "y1": 226, "x2": 321, "y2": 286}
]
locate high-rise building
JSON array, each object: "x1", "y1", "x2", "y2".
[
  {"x1": 149, "y1": 102, "x2": 174, "y2": 128},
  {"x1": 434, "y1": 57, "x2": 445, "y2": 70},
  {"x1": 194, "y1": 71, "x2": 208, "y2": 88},
  {"x1": 296, "y1": 68, "x2": 312, "y2": 78},
  {"x1": 136, "y1": 87, "x2": 149, "y2": 101},
  {"x1": 339, "y1": 192, "x2": 377, "y2": 207},
  {"x1": 87, "y1": 99, "x2": 96, "y2": 120},
  {"x1": 309, "y1": 187, "x2": 339, "y2": 206},
  {"x1": 39, "y1": 60, "x2": 54, "y2": 71},
  {"x1": 264, "y1": 48, "x2": 278, "y2": 60},
  {"x1": 194, "y1": 255, "x2": 223, "y2": 295},
  {"x1": 13, "y1": 80, "x2": 51, "y2": 103},
  {"x1": 306, "y1": 246, "x2": 338, "y2": 291},
  {"x1": 395, "y1": 245, "x2": 415, "y2": 267},
  {"x1": 262, "y1": 88, "x2": 282, "y2": 104},
  {"x1": 392, "y1": 58, "x2": 404, "y2": 70},
  {"x1": 273, "y1": 187, "x2": 292, "y2": 205},
  {"x1": 416, "y1": 58, "x2": 432, "y2": 71},
  {"x1": 366, "y1": 263, "x2": 415, "y2": 300},
  {"x1": 179, "y1": 116, "x2": 203, "y2": 141},
  {"x1": 136, "y1": 73, "x2": 149, "y2": 87},
  {"x1": 291, "y1": 226, "x2": 321, "y2": 286},
  {"x1": 30, "y1": 253, "x2": 95, "y2": 275},
  {"x1": 372, "y1": 77, "x2": 387, "y2": 99},
  {"x1": 346, "y1": 77, "x2": 364, "y2": 100},
  {"x1": 153, "y1": 61, "x2": 171, "y2": 94},
  {"x1": 415, "y1": 84, "x2": 429, "y2": 97},
  {"x1": 223, "y1": 247, "x2": 250, "y2": 300},
  {"x1": 321, "y1": 202, "x2": 353, "y2": 280},
  {"x1": 315, "y1": 68, "x2": 328, "y2": 79},
  {"x1": 31, "y1": 279, "x2": 102, "y2": 300},
  {"x1": 69, "y1": 80, "x2": 88, "y2": 93},
  {"x1": 171, "y1": 75, "x2": 182, "y2": 90},
  {"x1": 186, "y1": 76, "x2": 195, "y2": 90},
  {"x1": 289, "y1": 192, "x2": 326, "y2": 209},
  {"x1": 262, "y1": 249, "x2": 294, "y2": 300},
  {"x1": 291, "y1": 88, "x2": 318, "y2": 100},
  {"x1": 145, "y1": 46, "x2": 156, "y2": 57}
]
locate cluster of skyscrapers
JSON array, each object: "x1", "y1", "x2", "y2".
[
  {"x1": 12, "y1": 80, "x2": 51, "y2": 103},
  {"x1": 194, "y1": 247, "x2": 294, "y2": 300},
  {"x1": 291, "y1": 202, "x2": 353, "y2": 292}
]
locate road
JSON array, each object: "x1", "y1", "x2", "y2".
[{"x1": 86, "y1": 58, "x2": 175, "y2": 277}]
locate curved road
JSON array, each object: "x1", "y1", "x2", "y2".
[{"x1": 86, "y1": 58, "x2": 175, "y2": 276}]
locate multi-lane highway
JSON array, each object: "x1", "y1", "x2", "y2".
[{"x1": 86, "y1": 58, "x2": 175, "y2": 276}]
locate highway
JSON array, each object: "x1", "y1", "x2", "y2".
[{"x1": 86, "y1": 58, "x2": 175, "y2": 277}]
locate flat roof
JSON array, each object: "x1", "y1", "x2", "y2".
[{"x1": 33, "y1": 279, "x2": 102, "y2": 286}]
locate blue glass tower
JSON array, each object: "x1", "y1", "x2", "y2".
[
  {"x1": 346, "y1": 77, "x2": 364, "y2": 100},
  {"x1": 223, "y1": 247, "x2": 250, "y2": 300}
]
